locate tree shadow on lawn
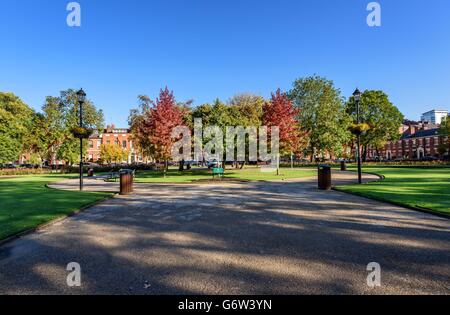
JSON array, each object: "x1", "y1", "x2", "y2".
[{"x1": 0, "y1": 181, "x2": 449, "y2": 294}]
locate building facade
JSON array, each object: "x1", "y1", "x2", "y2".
[
  {"x1": 421, "y1": 109, "x2": 449, "y2": 125},
  {"x1": 368, "y1": 120, "x2": 448, "y2": 160},
  {"x1": 87, "y1": 125, "x2": 145, "y2": 164}
]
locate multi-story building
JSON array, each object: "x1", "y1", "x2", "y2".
[
  {"x1": 87, "y1": 124, "x2": 145, "y2": 164},
  {"x1": 421, "y1": 109, "x2": 448, "y2": 125},
  {"x1": 368, "y1": 120, "x2": 448, "y2": 160}
]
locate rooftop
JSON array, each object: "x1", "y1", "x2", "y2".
[{"x1": 401, "y1": 128, "x2": 440, "y2": 140}]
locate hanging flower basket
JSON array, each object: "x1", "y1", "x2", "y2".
[
  {"x1": 348, "y1": 123, "x2": 371, "y2": 136},
  {"x1": 71, "y1": 127, "x2": 94, "y2": 139}
]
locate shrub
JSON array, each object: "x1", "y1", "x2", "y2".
[
  {"x1": 0, "y1": 168, "x2": 53, "y2": 176},
  {"x1": 63, "y1": 163, "x2": 157, "y2": 174}
]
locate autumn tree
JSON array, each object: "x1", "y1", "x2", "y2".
[
  {"x1": 263, "y1": 89, "x2": 303, "y2": 172},
  {"x1": 129, "y1": 87, "x2": 184, "y2": 171},
  {"x1": 100, "y1": 144, "x2": 129, "y2": 164}
]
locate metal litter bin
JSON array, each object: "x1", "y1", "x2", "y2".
[
  {"x1": 318, "y1": 165, "x2": 332, "y2": 190},
  {"x1": 340, "y1": 161, "x2": 347, "y2": 171},
  {"x1": 88, "y1": 169, "x2": 94, "y2": 177}
]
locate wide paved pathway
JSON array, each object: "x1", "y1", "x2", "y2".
[{"x1": 0, "y1": 172, "x2": 449, "y2": 294}]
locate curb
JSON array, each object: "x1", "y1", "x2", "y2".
[{"x1": 0, "y1": 190, "x2": 116, "y2": 247}]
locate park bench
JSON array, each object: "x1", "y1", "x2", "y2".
[
  {"x1": 104, "y1": 169, "x2": 135, "y2": 182},
  {"x1": 212, "y1": 167, "x2": 224, "y2": 179}
]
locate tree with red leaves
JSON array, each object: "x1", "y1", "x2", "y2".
[
  {"x1": 263, "y1": 89, "x2": 304, "y2": 170},
  {"x1": 129, "y1": 87, "x2": 183, "y2": 171}
]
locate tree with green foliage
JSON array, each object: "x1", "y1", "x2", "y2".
[
  {"x1": 438, "y1": 118, "x2": 450, "y2": 158},
  {"x1": 191, "y1": 99, "x2": 229, "y2": 166},
  {"x1": 129, "y1": 95, "x2": 153, "y2": 160},
  {"x1": 289, "y1": 75, "x2": 351, "y2": 161},
  {"x1": 0, "y1": 92, "x2": 35, "y2": 163},
  {"x1": 228, "y1": 93, "x2": 264, "y2": 127},
  {"x1": 346, "y1": 90, "x2": 404, "y2": 161},
  {"x1": 38, "y1": 89, "x2": 104, "y2": 166},
  {"x1": 191, "y1": 96, "x2": 265, "y2": 168},
  {"x1": 228, "y1": 94, "x2": 265, "y2": 167}
]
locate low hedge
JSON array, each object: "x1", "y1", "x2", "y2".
[
  {"x1": 280, "y1": 160, "x2": 450, "y2": 168},
  {"x1": 0, "y1": 168, "x2": 55, "y2": 176},
  {"x1": 63, "y1": 163, "x2": 157, "y2": 174}
]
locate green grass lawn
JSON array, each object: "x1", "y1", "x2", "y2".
[
  {"x1": 0, "y1": 175, "x2": 112, "y2": 240},
  {"x1": 336, "y1": 167, "x2": 450, "y2": 215},
  {"x1": 135, "y1": 167, "x2": 317, "y2": 183}
]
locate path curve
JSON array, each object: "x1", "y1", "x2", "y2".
[
  {"x1": 1, "y1": 171, "x2": 449, "y2": 295},
  {"x1": 47, "y1": 170, "x2": 381, "y2": 193}
]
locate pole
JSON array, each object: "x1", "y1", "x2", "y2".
[
  {"x1": 276, "y1": 153, "x2": 280, "y2": 176},
  {"x1": 356, "y1": 98, "x2": 362, "y2": 184},
  {"x1": 79, "y1": 100, "x2": 84, "y2": 191}
]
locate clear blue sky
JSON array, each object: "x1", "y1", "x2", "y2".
[{"x1": 1, "y1": 0, "x2": 449, "y2": 126}]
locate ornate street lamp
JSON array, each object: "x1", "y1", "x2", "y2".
[
  {"x1": 76, "y1": 88, "x2": 86, "y2": 191},
  {"x1": 353, "y1": 88, "x2": 363, "y2": 184}
]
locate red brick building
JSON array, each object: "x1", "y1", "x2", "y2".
[
  {"x1": 367, "y1": 120, "x2": 448, "y2": 160},
  {"x1": 87, "y1": 125, "x2": 145, "y2": 164}
]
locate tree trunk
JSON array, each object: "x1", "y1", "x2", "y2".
[
  {"x1": 362, "y1": 145, "x2": 368, "y2": 162},
  {"x1": 163, "y1": 160, "x2": 168, "y2": 178},
  {"x1": 179, "y1": 160, "x2": 184, "y2": 172}
]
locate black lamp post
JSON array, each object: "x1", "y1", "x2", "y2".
[
  {"x1": 76, "y1": 88, "x2": 86, "y2": 191},
  {"x1": 353, "y1": 88, "x2": 362, "y2": 184}
]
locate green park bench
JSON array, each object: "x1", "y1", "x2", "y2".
[
  {"x1": 212, "y1": 167, "x2": 224, "y2": 179},
  {"x1": 105, "y1": 172, "x2": 120, "y2": 182},
  {"x1": 104, "y1": 169, "x2": 135, "y2": 182}
]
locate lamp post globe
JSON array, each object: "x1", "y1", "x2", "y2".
[
  {"x1": 353, "y1": 88, "x2": 361, "y2": 102},
  {"x1": 76, "y1": 88, "x2": 86, "y2": 104}
]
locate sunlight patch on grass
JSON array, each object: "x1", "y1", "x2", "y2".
[
  {"x1": 336, "y1": 167, "x2": 450, "y2": 215},
  {"x1": 0, "y1": 174, "x2": 112, "y2": 240}
]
